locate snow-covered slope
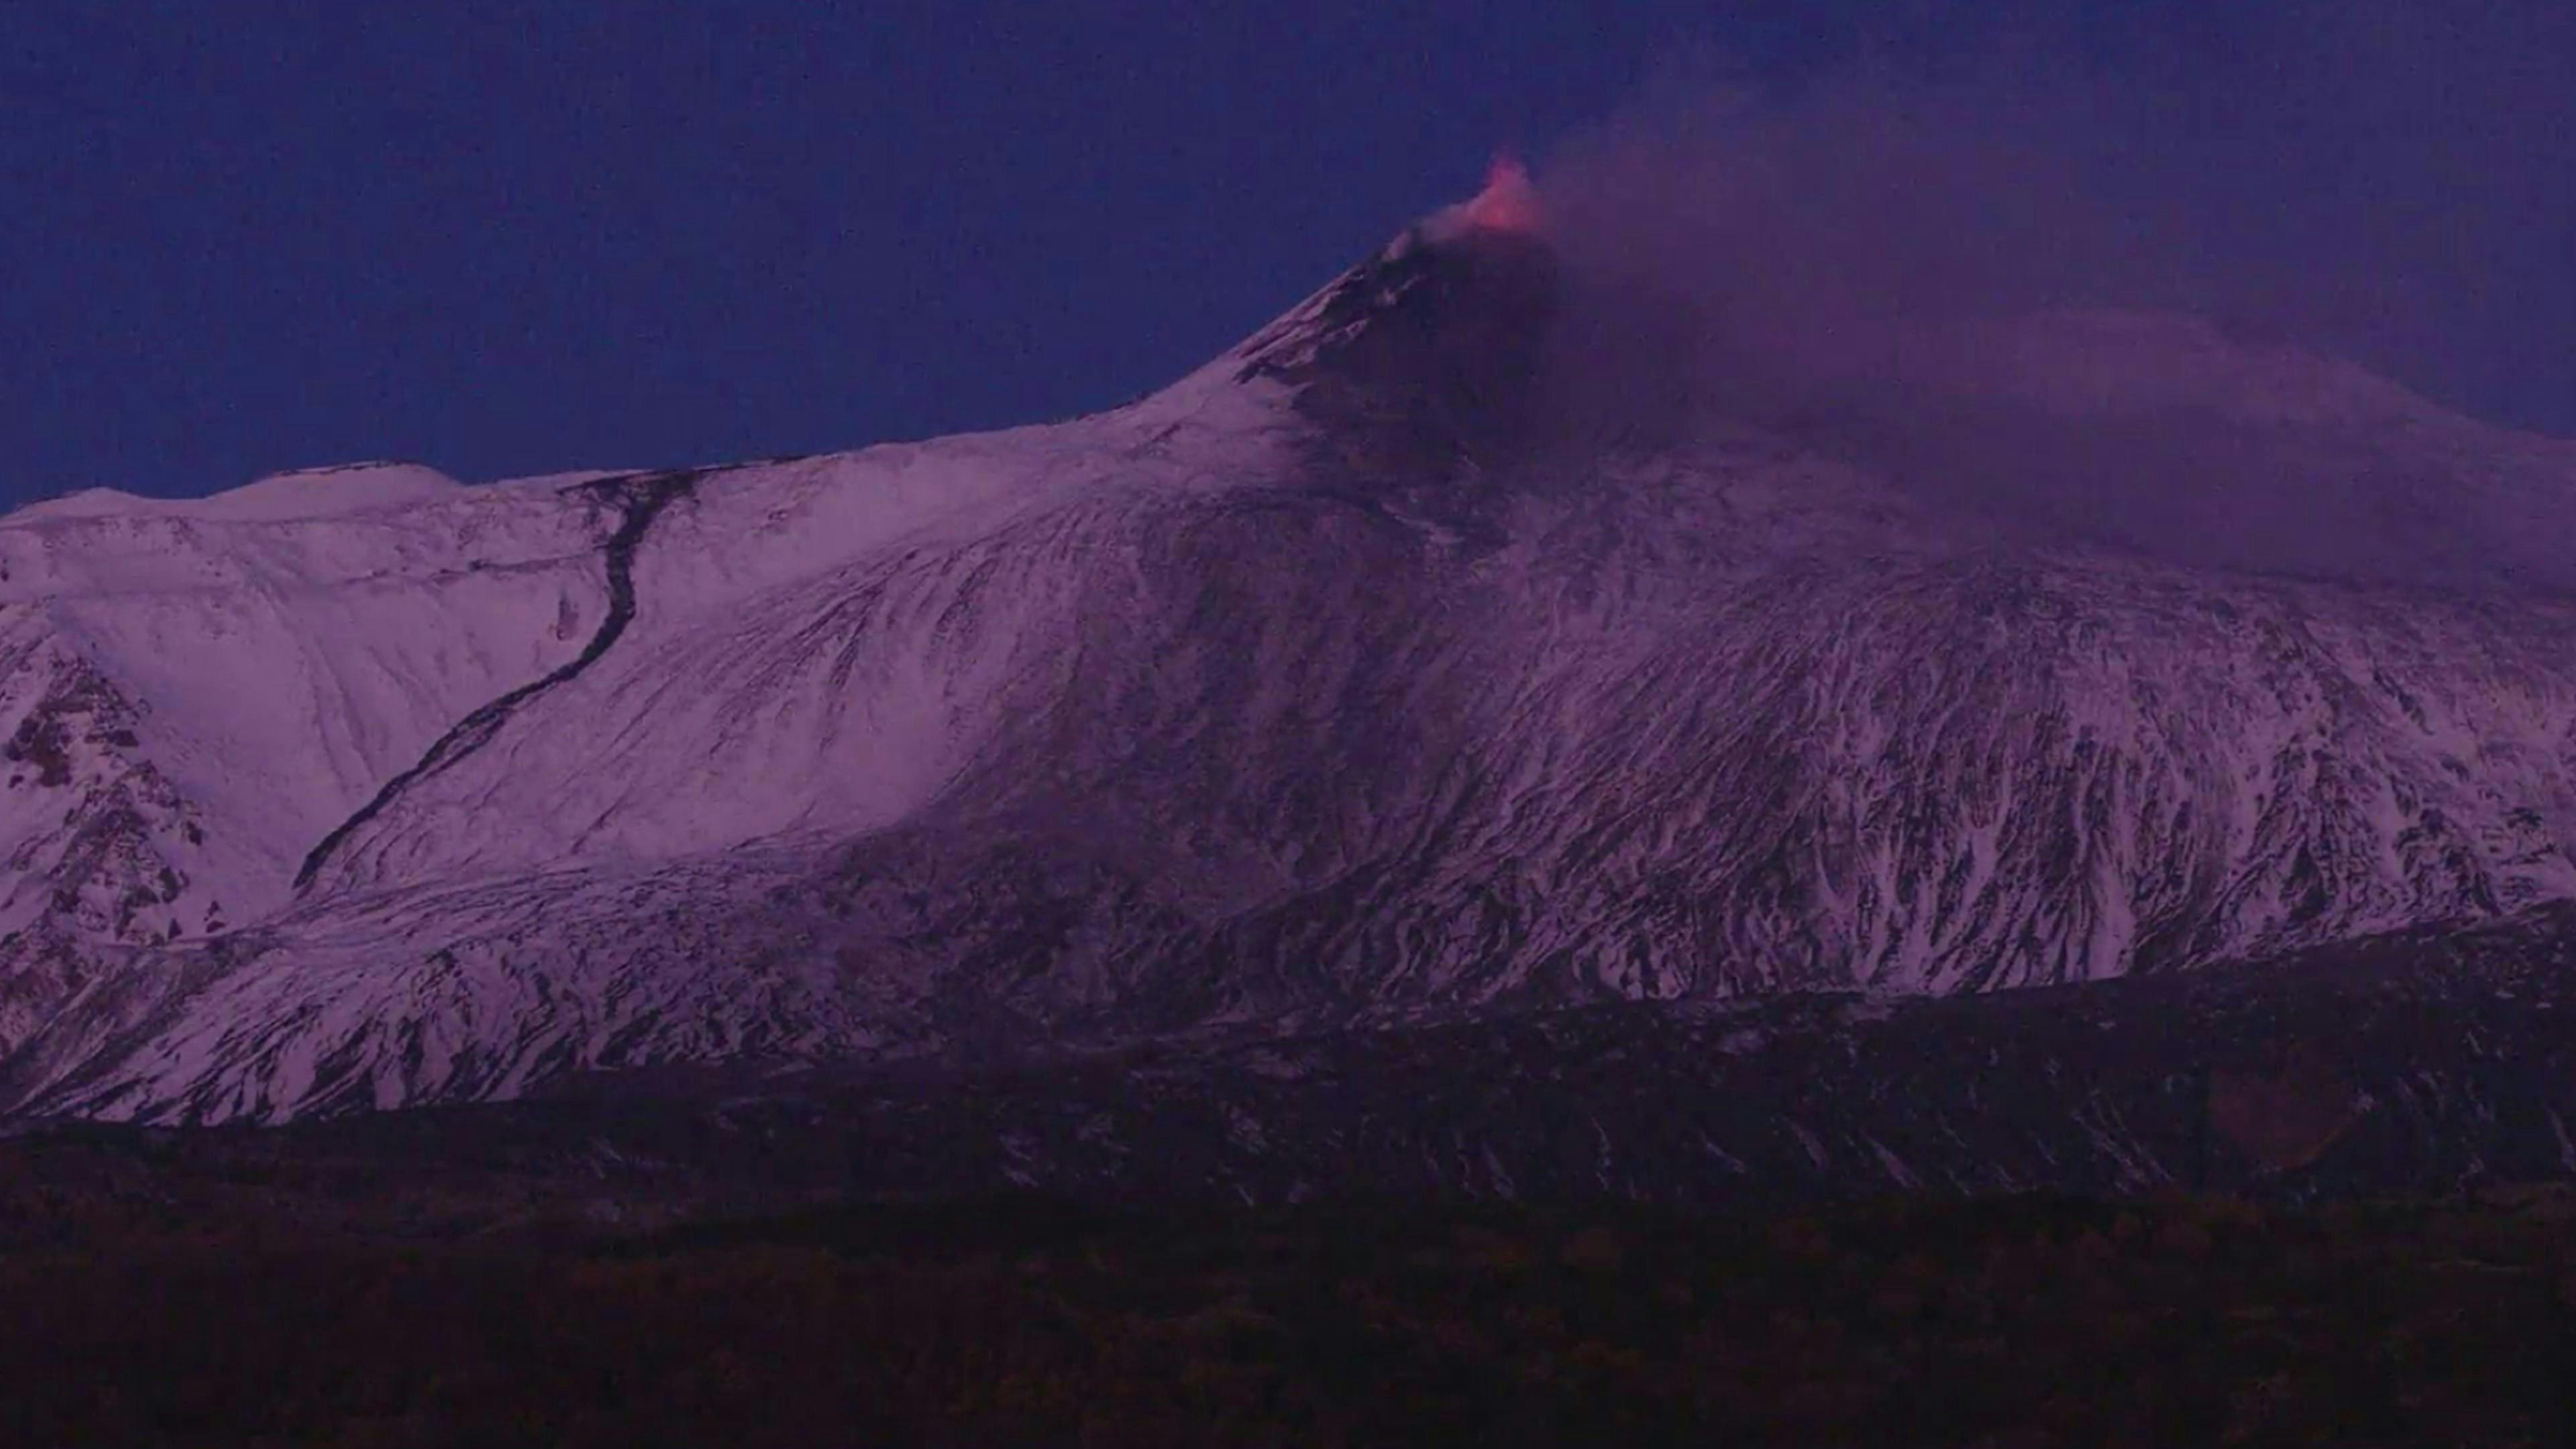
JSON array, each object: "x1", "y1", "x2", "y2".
[{"x1": 6, "y1": 203, "x2": 2576, "y2": 1123}]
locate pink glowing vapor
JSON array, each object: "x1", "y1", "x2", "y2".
[{"x1": 1458, "y1": 154, "x2": 1544, "y2": 234}]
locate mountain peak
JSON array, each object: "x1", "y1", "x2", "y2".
[{"x1": 1227, "y1": 184, "x2": 1560, "y2": 479}]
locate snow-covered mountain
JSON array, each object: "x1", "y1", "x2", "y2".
[{"x1": 7, "y1": 188, "x2": 2576, "y2": 1124}]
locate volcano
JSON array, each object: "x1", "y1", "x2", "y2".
[{"x1": 5, "y1": 191, "x2": 2576, "y2": 1151}]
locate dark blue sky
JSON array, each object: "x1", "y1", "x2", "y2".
[{"x1": 5, "y1": 2, "x2": 2569, "y2": 506}]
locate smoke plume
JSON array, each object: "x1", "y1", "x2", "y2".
[{"x1": 1511, "y1": 3, "x2": 2576, "y2": 588}]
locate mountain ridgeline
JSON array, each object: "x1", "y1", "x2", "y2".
[{"x1": 3, "y1": 199, "x2": 2575, "y2": 1148}]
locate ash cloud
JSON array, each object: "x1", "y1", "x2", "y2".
[
  {"x1": 1511, "y1": 2, "x2": 2576, "y2": 589},
  {"x1": 1532, "y1": 64, "x2": 2165, "y2": 420},
  {"x1": 1529, "y1": 1, "x2": 2576, "y2": 431}
]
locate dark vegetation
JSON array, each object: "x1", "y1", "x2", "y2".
[{"x1": 2, "y1": 1181, "x2": 2572, "y2": 1448}]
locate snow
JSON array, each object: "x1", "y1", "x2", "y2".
[
  {"x1": 0, "y1": 471, "x2": 613, "y2": 942},
  {"x1": 5, "y1": 228, "x2": 2576, "y2": 1124},
  {"x1": 6, "y1": 462, "x2": 466, "y2": 527}
]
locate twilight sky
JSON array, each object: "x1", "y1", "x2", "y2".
[{"x1": 4, "y1": 1, "x2": 2570, "y2": 508}]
